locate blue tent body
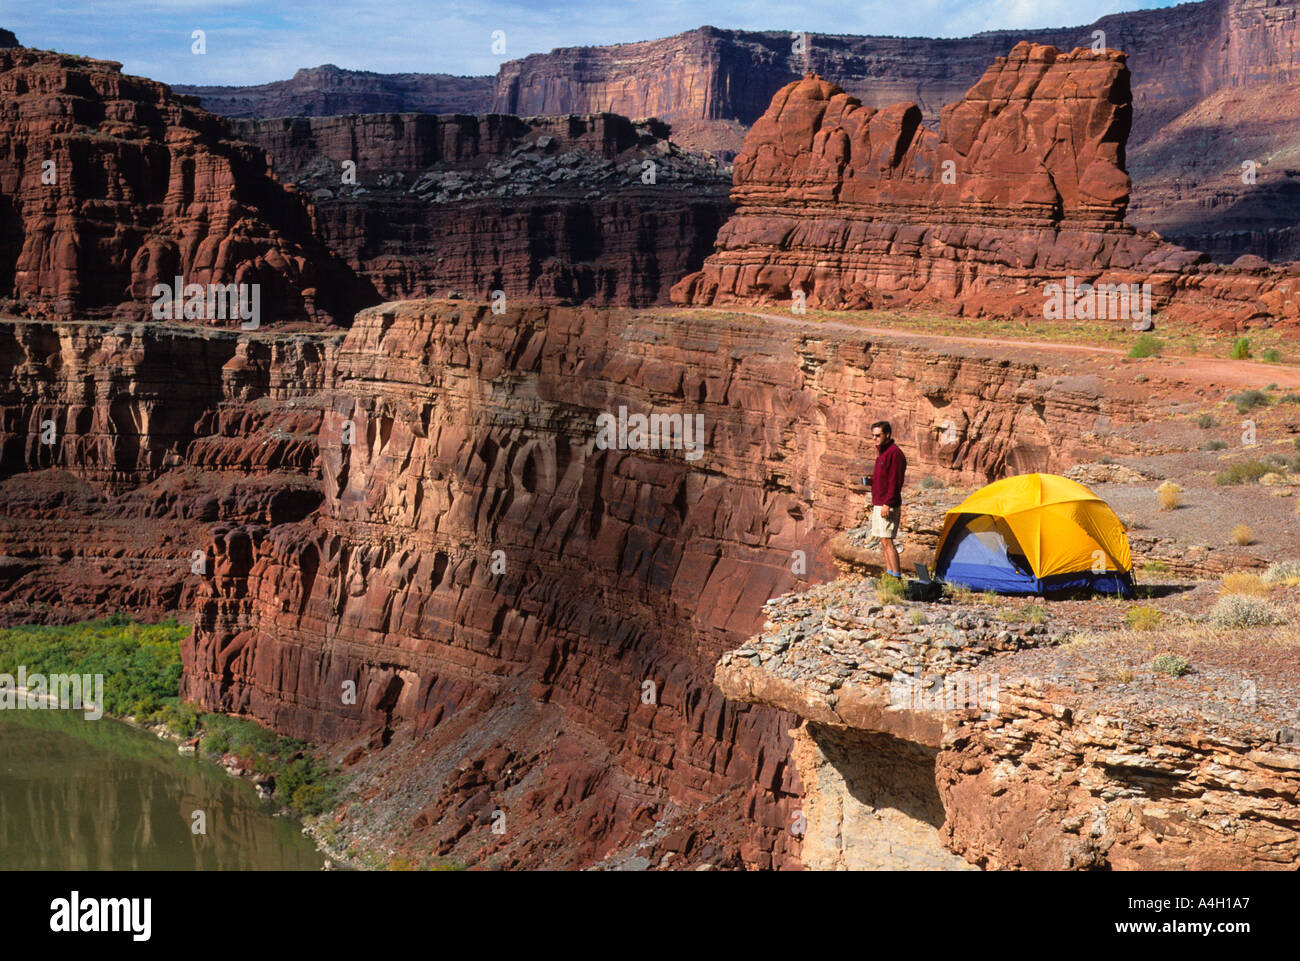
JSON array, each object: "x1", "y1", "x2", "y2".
[{"x1": 934, "y1": 513, "x2": 1134, "y2": 598}]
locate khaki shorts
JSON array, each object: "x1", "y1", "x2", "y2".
[{"x1": 872, "y1": 505, "x2": 900, "y2": 540}]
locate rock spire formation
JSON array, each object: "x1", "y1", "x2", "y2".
[{"x1": 674, "y1": 43, "x2": 1300, "y2": 329}]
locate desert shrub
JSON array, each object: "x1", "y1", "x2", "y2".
[
  {"x1": 1229, "y1": 389, "x2": 1269, "y2": 412},
  {"x1": 1200, "y1": 439, "x2": 1227, "y2": 451},
  {"x1": 1214, "y1": 460, "x2": 1270, "y2": 485},
  {"x1": 148, "y1": 699, "x2": 200, "y2": 738},
  {"x1": 0, "y1": 616, "x2": 188, "y2": 718},
  {"x1": 1158, "y1": 487, "x2": 1180, "y2": 510},
  {"x1": 1152, "y1": 653, "x2": 1191, "y2": 677},
  {"x1": 1260, "y1": 348, "x2": 1283, "y2": 363},
  {"x1": 1280, "y1": 394, "x2": 1300, "y2": 405},
  {"x1": 196, "y1": 715, "x2": 342, "y2": 815},
  {"x1": 1231, "y1": 338, "x2": 1252, "y2": 360},
  {"x1": 1125, "y1": 605, "x2": 1162, "y2": 630},
  {"x1": 1220, "y1": 572, "x2": 1270, "y2": 596},
  {"x1": 1209, "y1": 595, "x2": 1286, "y2": 628},
  {"x1": 1196, "y1": 414, "x2": 1218, "y2": 429},
  {"x1": 1122, "y1": 514, "x2": 1146, "y2": 531},
  {"x1": 1232, "y1": 524, "x2": 1254, "y2": 546},
  {"x1": 876, "y1": 573, "x2": 907, "y2": 605},
  {"x1": 944, "y1": 583, "x2": 977, "y2": 604},
  {"x1": 918, "y1": 475, "x2": 945, "y2": 490},
  {"x1": 1128, "y1": 334, "x2": 1162, "y2": 358},
  {"x1": 1262, "y1": 560, "x2": 1300, "y2": 585},
  {"x1": 1141, "y1": 559, "x2": 1170, "y2": 574},
  {"x1": 909, "y1": 610, "x2": 926, "y2": 625},
  {"x1": 1023, "y1": 603, "x2": 1048, "y2": 625}
]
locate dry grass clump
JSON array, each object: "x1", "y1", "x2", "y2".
[
  {"x1": 1262, "y1": 560, "x2": 1300, "y2": 586},
  {"x1": 1231, "y1": 524, "x2": 1254, "y2": 546},
  {"x1": 876, "y1": 573, "x2": 907, "y2": 605},
  {"x1": 1152, "y1": 653, "x2": 1191, "y2": 677},
  {"x1": 1023, "y1": 603, "x2": 1048, "y2": 625},
  {"x1": 1220, "y1": 572, "x2": 1271, "y2": 597},
  {"x1": 1157, "y1": 485, "x2": 1181, "y2": 511},
  {"x1": 1124, "y1": 605, "x2": 1162, "y2": 630},
  {"x1": 1209, "y1": 595, "x2": 1286, "y2": 629}
]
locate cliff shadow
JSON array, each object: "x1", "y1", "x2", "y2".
[{"x1": 796, "y1": 722, "x2": 976, "y2": 870}]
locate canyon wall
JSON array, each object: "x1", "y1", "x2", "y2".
[
  {"x1": 0, "y1": 297, "x2": 1141, "y2": 866},
  {"x1": 178, "y1": 65, "x2": 494, "y2": 119},
  {"x1": 0, "y1": 319, "x2": 337, "y2": 625},
  {"x1": 230, "y1": 113, "x2": 731, "y2": 306},
  {"x1": 0, "y1": 47, "x2": 373, "y2": 325},
  {"x1": 673, "y1": 43, "x2": 1300, "y2": 329}
]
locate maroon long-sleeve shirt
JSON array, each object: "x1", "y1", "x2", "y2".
[{"x1": 870, "y1": 438, "x2": 907, "y2": 508}]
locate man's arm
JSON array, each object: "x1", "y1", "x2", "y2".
[{"x1": 878, "y1": 449, "x2": 899, "y2": 512}]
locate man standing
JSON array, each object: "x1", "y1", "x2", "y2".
[{"x1": 868, "y1": 421, "x2": 907, "y2": 578}]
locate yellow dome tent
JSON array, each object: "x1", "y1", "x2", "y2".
[{"x1": 932, "y1": 473, "x2": 1134, "y2": 596}]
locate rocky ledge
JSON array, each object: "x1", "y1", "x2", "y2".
[{"x1": 717, "y1": 579, "x2": 1300, "y2": 870}]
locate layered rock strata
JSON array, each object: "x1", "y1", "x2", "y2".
[
  {"x1": 0, "y1": 294, "x2": 1154, "y2": 867},
  {"x1": 673, "y1": 44, "x2": 1300, "y2": 328},
  {"x1": 233, "y1": 113, "x2": 731, "y2": 306},
  {"x1": 179, "y1": 65, "x2": 494, "y2": 119},
  {"x1": 718, "y1": 582, "x2": 1300, "y2": 869},
  {"x1": 0, "y1": 47, "x2": 372, "y2": 324}
]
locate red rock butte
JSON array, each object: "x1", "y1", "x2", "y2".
[
  {"x1": 0, "y1": 47, "x2": 371, "y2": 325},
  {"x1": 673, "y1": 42, "x2": 1300, "y2": 330}
]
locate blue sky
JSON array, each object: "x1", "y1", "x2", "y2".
[{"x1": 7, "y1": 0, "x2": 1180, "y2": 85}]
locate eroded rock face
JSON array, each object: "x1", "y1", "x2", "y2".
[
  {"x1": 938, "y1": 678, "x2": 1300, "y2": 870},
  {"x1": 233, "y1": 113, "x2": 731, "y2": 306},
  {"x1": 0, "y1": 320, "x2": 336, "y2": 625},
  {"x1": 791, "y1": 724, "x2": 976, "y2": 870},
  {"x1": 674, "y1": 44, "x2": 1299, "y2": 329},
  {"x1": 0, "y1": 300, "x2": 1176, "y2": 867},
  {"x1": 717, "y1": 581, "x2": 1300, "y2": 870},
  {"x1": 167, "y1": 299, "x2": 1133, "y2": 867},
  {"x1": 0, "y1": 48, "x2": 372, "y2": 324},
  {"x1": 178, "y1": 65, "x2": 494, "y2": 119}
]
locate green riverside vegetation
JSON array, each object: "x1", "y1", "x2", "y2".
[{"x1": 0, "y1": 614, "x2": 341, "y2": 816}]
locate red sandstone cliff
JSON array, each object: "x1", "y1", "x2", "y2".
[
  {"x1": 232, "y1": 113, "x2": 731, "y2": 306},
  {"x1": 178, "y1": 65, "x2": 494, "y2": 119},
  {"x1": 0, "y1": 294, "x2": 1145, "y2": 866},
  {"x1": 0, "y1": 47, "x2": 373, "y2": 325},
  {"x1": 161, "y1": 0, "x2": 1300, "y2": 261},
  {"x1": 673, "y1": 43, "x2": 1300, "y2": 329}
]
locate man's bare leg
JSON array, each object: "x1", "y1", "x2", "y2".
[{"x1": 882, "y1": 537, "x2": 901, "y2": 576}]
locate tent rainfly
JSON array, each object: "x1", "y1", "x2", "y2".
[{"x1": 932, "y1": 473, "x2": 1135, "y2": 597}]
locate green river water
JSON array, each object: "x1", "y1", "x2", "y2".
[{"x1": 0, "y1": 708, "x2": 326, "y2": 870}]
